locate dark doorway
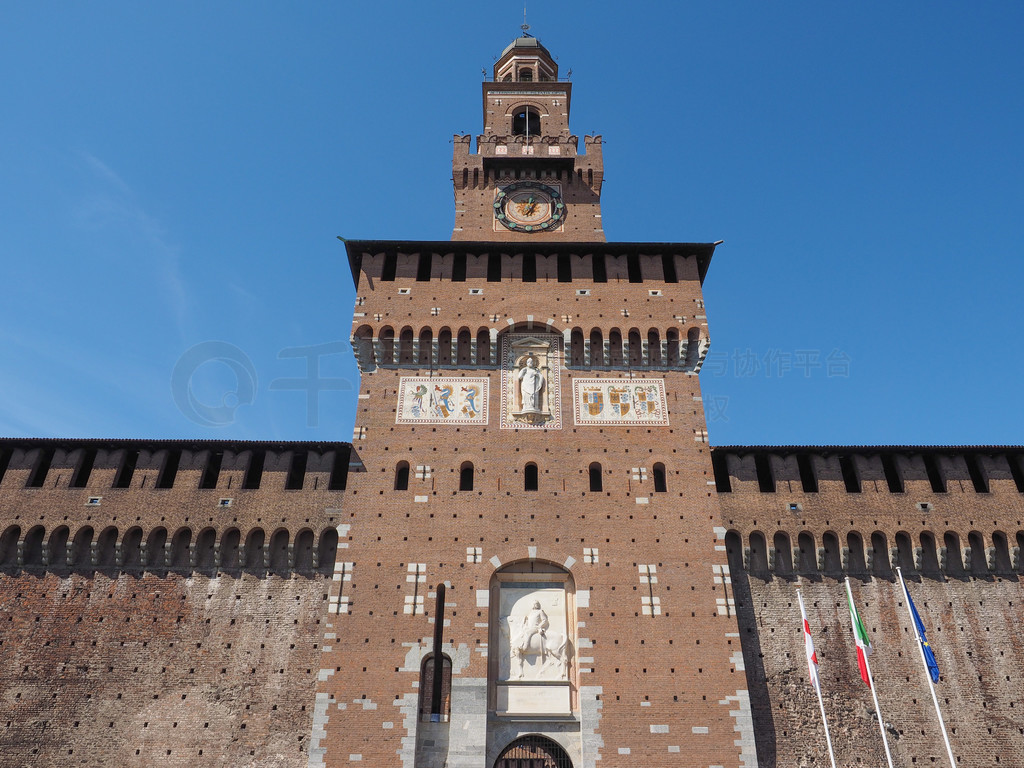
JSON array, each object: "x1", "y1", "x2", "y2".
[{"x1": 494, "y1": 735, "x2": 572, "y2": 768}]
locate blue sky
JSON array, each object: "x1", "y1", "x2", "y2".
[{"x1": 1, "y1": 2, "x2": 1022, "y2": 446}]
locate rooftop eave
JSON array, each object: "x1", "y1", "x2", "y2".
[{"x1": 342, "y1": 239, "x2": 718, "y2": 288}]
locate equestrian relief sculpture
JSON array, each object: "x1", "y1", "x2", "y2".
[{"x1": 503, "y1": 600, "x2": 569, "y2": 681}]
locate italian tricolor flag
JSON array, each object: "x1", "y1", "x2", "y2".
[{"x1": 845, "y1": 579, "x2": 872, "y2": 687}]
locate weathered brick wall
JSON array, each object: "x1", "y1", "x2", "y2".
[
  {"x1": 0, "y1": 439, "x2": 346, "y2": 767},
  {"x1": 717, "y1": 446, "x2": 1024, "y2": 767},
  {"x1": 728, "y1": 573, "x2": 1024, "y2": 768},
  {"x1": 0, "y1": 571, "x2": 327, "y2": 767}
]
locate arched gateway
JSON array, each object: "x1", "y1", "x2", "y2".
[{"x1": 494, "y1": 735, "x2": 573, "y2": 768}]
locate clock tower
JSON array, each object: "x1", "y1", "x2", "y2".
[
  {"x1": 324, "y1": 31, "x2": 754, "y2": 768},
  {"x1": 452, "y1": 34, "x2": 605, "y2": 242}
]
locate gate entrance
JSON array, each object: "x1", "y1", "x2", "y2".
[{"x1": 493, "y1": 735, "x2": 572, "y2": 768}]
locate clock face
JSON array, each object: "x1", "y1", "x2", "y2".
[{"x1": 493, "y1": 182, "x2": 566, "y2": 232}]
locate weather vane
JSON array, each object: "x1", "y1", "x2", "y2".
[{"x1": 521, "y1": 3, "x2": 530, "y2": 35}]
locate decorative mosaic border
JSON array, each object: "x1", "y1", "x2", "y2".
[
  {"x1": 395, "y1": 377, "x2": 488, "y2": 425},
  {"x1": 572, "y1": 378, "x2": 669, "y2": 426},
  {"x1": 500, "y1": 333, "x2": 562, "y2": 430}
]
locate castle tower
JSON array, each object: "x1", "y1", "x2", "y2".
[
  {"x1": 452, "y1": 34, "x2": 605, "y2": 242},
  {"x1": 315, "y1": 33, "x2": 754, "y2": 768}
]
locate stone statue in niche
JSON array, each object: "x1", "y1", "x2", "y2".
[
  {"x1": 508, "y1": 336, "x2": 555, "y2": 426},
  {"x1": 517, "y1": 356, "x2": 545, "y2": 413},
  {"x1": 500, "y1": 598, "x2": 569, "y2": 681}
]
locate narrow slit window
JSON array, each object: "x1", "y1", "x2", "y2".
[{"x1": 524, "y1": 463, "x2": 538, "y2": 491}]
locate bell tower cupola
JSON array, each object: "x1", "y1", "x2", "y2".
[
  {"x1": 451, "y1": 33, "x2": 604, "y2": 242},
  {"x1": 493, "y1": 34, "x2": 558, "y2": 83}
]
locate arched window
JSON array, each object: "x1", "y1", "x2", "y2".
[
  {"x1": 518, "y1": 67, "x2": 533, "y2": 82},
  {"x1": 846, "y1": 531, "x2": 866, "y2": 574},
  {"x1": 773, "y1": 532, "x2": 793, "y2": 576},
  {"x1": 821, "y1": 531, "x2": 842, "y2": 575},
  {"x1": 48, "y1": 526, "x2": 70, "y2": 568},
  {"x1": 220, "y1": 528, "x2": 241, "y2": 570},
  {"x1": 512, "y1": 107, "x2": 541, "y2": 137},
  {"x1": 395, "y1": 461, "x2": 410, "y2": 491},
  {"x1": 438, "y1": 328, "x2": 453, "y2": 366},
  {"x1": 570, "y1": 328, "x2": 585, "y2": 367},
  {"x1": 170, "y1": 527, "x2": 192, "y2": 569},
  {"x1": 460, "y1": 462, "x2": 474, "y2": 491},
  {"x1": 524, "y1": 463, "x2": 539, "y2": 491},
  {"x1": 648, "y1": 329, "x2": 662, "y2": 366},
  {"x1": 23, "y1": 526, "x2": 45, "y2": 567},
  {"x1": 269, "y1": 529, "x2": 290, "y2": 572},
  {"x1": 749, "y1": 531, "x2": 769, "y2": 577},
  {"x1": 797, "y1": 532, "x2": 818, "y2": 575},
  {"x1": 418, "y1": 654, "x2": 452, "y2": 722},
  {"x1": 919, "y1": 531, "x2": 940, "y2": 576},
  {"x1": 725, "y1": 530, "x2": 744, "y2": 575},
  {"x1": 244, "y1": 528, "x2": 265, "y2": 570},
  {"x1": 145, "y1": 527, "x2": 167, "y2": 569},
  {"x1": 96, "y1": 526, "x2": 119, "y2": 568},
  {"x1": 379, "y1": 326, "x2": 395, "y2": 365},
  {"x1": 0, "y1": 525, "x2": 20, "y2": 566},
  {"x1": 943, "y1": 531, "x2": 964, "y2": 576},
  {"x1": 589, "y1": 329, "x2": 604, "y2": 367},
  {"x1": 990, "y1": 531, "x2": 1012, "y2": 574},
  {"x1": 608, "y1": 330, "x2": 623, "y2": 367},
  {"x1": 685, "y1": 327, "x2": 701, "y2": 368},
  {"x1": 457, "y1": 329, "x2": 472, "y2": 365},
  {"x1": 666, "y1": 328, "x2": 680, "y2": 366},
  {"x1": 589, "y1": 462, "x2": 602, "y2": 492},
  {"x1": 476, "y1": 328, "x2": 491, "y2": 365},
  {"x1": 418, "y1": 328, "x2": 433, "y2": 366},
  {"x1": 399, "y1": 328, "x2": 414, "y2": 364},
  {"x1": 318, "y1": 528, "x2": 339, "y2": 575},
  {"x1": 870, "y1": 531, "x2": 892, "y2": 579},
  {"x1": 967, "y1": 531, "x2": 988, "y2": 576},
  {"x1": 628, "y1": 329, "x2": 642, "y2": 367},
  {"x1": 293, "y1": 529, "x2": 315, "y2": 573},
  {"x1": 895, "y1": 531, "x2": 916, "y2": 575},
  {"x1": 120, "y1": 527, "x2": 143, "y2": 570},
  {"x1": 71, "y1": 526, "x2": 95, "y2": 569},
  {"x1": 653, "y1": 463, "x2": 667, "y2": 493},
  {"x1": 195, "y1": 527, "x2": 217, "y2": 570}
]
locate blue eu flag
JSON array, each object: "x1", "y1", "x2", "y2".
[{"x1": 907, "y1": 587, "x2": 941, "y2": 683}]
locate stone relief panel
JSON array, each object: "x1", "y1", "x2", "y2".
[
  {"x1": 497, "y1": 587, "x2": 570, "y2": 683},
  {"x1": 500, "y1": 334, "x2": 562, "y2": 430},
  {"x1": 572, "y1": 378, "x2": 669, "y2": 427},
  {"x1": 395, "y1": 377, "x2": 488, "y2": 425}
]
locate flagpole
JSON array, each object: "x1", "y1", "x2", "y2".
[
  {"x1": 797, "y1": 589, "x2": 838, "y2": 768},
  {"x1": 814, "y1": 672, "x2": 838, "y2": 768},
  {"x1": 845, "y1": 577, "x2": 895, "y2": 768},
  {"x1": 896, "y1": 567, "x2": 957, "y2": 768}
]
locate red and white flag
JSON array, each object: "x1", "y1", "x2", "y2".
[{"x1": 797, "y1": 590, "x2": 821, "y2": 693}]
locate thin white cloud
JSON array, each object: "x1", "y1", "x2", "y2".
[{"x1": 75, "y1": 152, "x2": 191, "y2": 341}]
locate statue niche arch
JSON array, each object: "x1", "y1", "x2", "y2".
[{"x1": 489, "y1": 560, "x2": 576, "y2": 716}]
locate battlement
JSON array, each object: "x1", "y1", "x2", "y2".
[
  {"x1": 711, "y1": 444, "x2": 1024, "y2": 496},
  {"x1": 0, "y1": 438, "x2": 354, "y2": 577}
]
